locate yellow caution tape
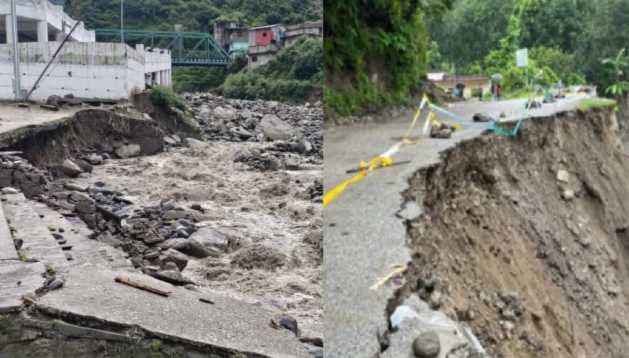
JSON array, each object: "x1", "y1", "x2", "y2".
[
  {"x1": 324, "y1": 95, "x2": 464, "y2": 208},
  {"x1": 323, "y1": 155, "x2": 394, "y2": 207},
  {"x1": 370, "y1": 264, "x2": 407, "y2": 290}
]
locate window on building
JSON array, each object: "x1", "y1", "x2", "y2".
[
  {"x1": 252, "y1": 56, "x2": 258, "y2": 62},
  {"x1": 262, "y1": 32, "x2": 268, "y2": 37}
]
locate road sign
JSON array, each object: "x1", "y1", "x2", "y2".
[{"x1": 516, "y1": 48, "x2": 528, "y2": 67}]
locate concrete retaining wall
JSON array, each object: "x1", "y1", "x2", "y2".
[{"x1": 0, "y1": 42, "x2": 172, "y2": 101}]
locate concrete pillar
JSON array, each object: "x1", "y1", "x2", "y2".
[
  {"x1": 5, "y1": 15, "x2": 14, "y2": 44},
  {"x1": 37, "y1": 21, "x2": 48, "y2": 43}
]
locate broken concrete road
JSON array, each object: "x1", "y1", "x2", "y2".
[
  {"x1": 36, "y1": 267, "x2": 310, "y2": 357},
  {"x1": 323, "y1": 96, "x2": 590, "y2": 357}
]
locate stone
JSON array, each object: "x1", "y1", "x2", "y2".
[
  {"x1": 64, "y1": 182, "x2": 88, "y2": 192},
  {"x1": 86, "y1": 153, "x2": 104, "y2": 165},
  {"x1": 160, "y1": 238, "x2": 217, "y2": 258},
  {"x1": 412, "y1": 331, "x2": 441, "y2": 358},
  {"x1": 561, "y1": 189, "x2": 575, "y2": 201},
  {"x1": 46, "y1": 95, "x2": 62, "y2": 107},
  {"x1": 1, "y1": 187, "x2": 19, "y2": 194},
  {"x1": 143, "y1": 236, "x2": 166, "y2": 245},
  {"x1": 115, "y1": 144, "x2": 142, "y2": 159},
  {"x1": 161, "y1": 248, "x2": 189, "y2": 271},
  {"x1": 231, "y1": 126, "x2": 253, "y2": 139},
  {"x1": 184, "y1": 138, "x2": 208, "y2": 148},
  {"x1": 46, "y1": 278, "x2": 65, "y2": 291},
  {"x1": 62, "y1": 159, "x2": 83, "y2": 177},
  {"x1": 151, "y1": 269, "x2": 192, "y2": 286},
  {"x1": 189, "y1": 227, "x2": 228, "y2": 253},
  {"x1": 164, "y1": 136, "x2": 178, "y2": 146},
  {"x1": 430, "y1": 128, "x2": 453, "y2": 139},
  {"x1": 163, "y1": 210, "x2": 187, "y2": 220},
  {"x1": 556, "y1": 169, "x2": 570, "y2": 183},
  {"x1": 277, "y1": 315, "x2": 299, "y2": 336},
  {"x1": 214, "y1": 106, "x2": 237, "y2": 120},
  {"x1": 259, "y1": 114, "x2": 296, "y2": 141},
  {"x1": 473, "y1": 113, "x2": 494, "y2": 122}
]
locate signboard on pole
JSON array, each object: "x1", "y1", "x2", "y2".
[{"x1": 516, "y1": 48, "x2": 528, "y2": 68}]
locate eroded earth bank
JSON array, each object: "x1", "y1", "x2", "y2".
[
  {"x1": 0, "y1": 93, "x2": 322, "y2": 358},
  {"x1": 395, "y1": 106, "x2": 629, "y2": 357}
]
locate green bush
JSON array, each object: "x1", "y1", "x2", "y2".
[
  {"x1": 324, "y1": 1, "x2": 443, "y2": 117},
  {"x1": 150, "y1": 86, "x2": 186, "y2": 112},
  {"x1": 222, "y1": 37, "x2": 322, "y2": 102},
  {"x1": 223, "y1": 72, "x2": 312, "y2": 102}
]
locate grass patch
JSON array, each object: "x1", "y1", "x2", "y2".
[
  {"x1": 578, "y1": 98, "x2": 617, "y2": 111},
  {"x1": 504, "y1": 88, "x2": 536, "y2": 100},
  {"x1": 150, "y1": 86, "x2": 187, "y2": 112}
]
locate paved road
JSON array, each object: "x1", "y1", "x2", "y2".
[{"x1": 323, "y1": 95, "x2": 589, "y2": 357}]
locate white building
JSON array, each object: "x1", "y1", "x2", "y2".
[{"x1": 0, "y1": 0, "x2": 172, "y2": 101}]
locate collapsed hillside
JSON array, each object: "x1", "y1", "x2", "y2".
[{"x1": 397, "y1": 107, "x2": 629, "y2": 357}]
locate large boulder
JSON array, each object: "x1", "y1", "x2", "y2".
[
  {"x1": 214, "y1": 106, "x2": 237, "y2": 121},
  {"x1": 259, "y1": 114, "x2": 296, "y2": 141},
  {"x1": 189, "y1": 227, "x2": 228, "y2": 253},
  {"x1": 62, "y1": 159, "x2": 83, "y2": 177},
  {"x1": 115, "y1": 144, "x2": 141, "y2": 159},
  {"x1": 159, "y1": 238, "x2": 217, "y2": 258}
]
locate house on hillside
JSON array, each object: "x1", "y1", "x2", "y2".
[
  {"x1": 247, "y1": 24, "x2": 284, "y2": 69},
  {"x1": 428, "y1": 73, "x2": 490, "y2": 98},
  {"x1": 215, "y1": 20, "x2": 323, "y2": 70},
  {"x1": 213, "y1": 20, "x2": 249, "y2": 58},
  {"x1": 283, "y1": 21, "x2": 322, "y2": 47}
]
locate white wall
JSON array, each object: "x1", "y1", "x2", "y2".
[
  {"x1": 0, "y1": 41, "x2": 172, "y2": 101},
  {"x1": 0, "y1": 0, "x2": 95, "y2": 43}
]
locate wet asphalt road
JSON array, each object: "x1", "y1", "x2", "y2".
[{"x1": 323, "y1": 95, "x2": 589, "y2": 358}]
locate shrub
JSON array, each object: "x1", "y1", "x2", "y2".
[{"x1": 150, "y1": 86, "x2": 186, "y2": 112}]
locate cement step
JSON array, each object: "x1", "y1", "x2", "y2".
[
  {"x1": 0, "y1": 198, "x2": 18, "y2": 261},
  {"x1": 31, "y1": 201, "x2": 133, "y2": 271},
  {"x1": 2, "y1": 192, "x2": 69, "y2": 273},
  {"x1": 0, "y1": 193, "x2": 47, "y2": 313},
  {"x1": 0, "y1": 260, "x2": 46, "y2": 313}
]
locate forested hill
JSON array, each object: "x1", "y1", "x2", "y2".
[{"x1": 64, "y1": 0, "x2": 322, "y2": 32}]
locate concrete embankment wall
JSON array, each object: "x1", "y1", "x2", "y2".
[{"x1": 0, "y1": 42, "x2": 172, "y2": 101}]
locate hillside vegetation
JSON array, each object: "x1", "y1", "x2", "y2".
[
  {"x1": 222, "y1": 37, "x2": 322, "y2": 103},
  {"x1": 65, "y1": 0, "x2": 322, "y2": 100},
  {"x1": 324, "y1": 0, "x2": 452, "y2": 117},
  {"x1": 65, "y1": 0, "x2": 322, "y2": 31},
  {"x1": 430, "y1": 0, "x2": 629, "y2": 98},
  {"x1": 326, "y1": 0, "x2": 629, "y2": 118}
]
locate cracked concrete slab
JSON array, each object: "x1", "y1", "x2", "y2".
[
  {"x1": 36, "y1": 266, "x2": 310, "y2": 358},
  {"x1": 0, "y1": 260, "x2": 45, "y2": 313}
]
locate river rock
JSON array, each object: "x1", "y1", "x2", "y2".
[
  {"x1": 62, "y1": 159, "x2": 83, "y2": 177},
  {"x1": 259, "y1": 114, "x2": 296, "y2": 141},
  {"x1": 115, "y1": 144, "x2": 141, "y2": 159},
  {"x1": 412, "y1": 331, "x2": 441, "y2": 358}
]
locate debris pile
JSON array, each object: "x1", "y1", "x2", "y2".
[
  {"x1": 186, "y1": 93, "x2": 323, "y2": 158},
  {"x1": 0, "y1": 152, "x2": 48, "y2": 196}
]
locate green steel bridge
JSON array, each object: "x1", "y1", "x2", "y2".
[{"x1": 95, "y1": 29, "x2": 231, "y2": 66}]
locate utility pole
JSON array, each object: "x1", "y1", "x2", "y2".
[
  {"x1": 120, "y1": 0, "x2": 124, "y2": 44},
  {"x1": 10, "y1": 0, "x2": 21, "y2": 100}
]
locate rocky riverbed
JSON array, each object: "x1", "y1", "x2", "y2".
[{"x1": 0, "y1": 94, "x2": 323, "y2": 356}]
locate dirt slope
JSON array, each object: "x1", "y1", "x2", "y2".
[{"x1": 399, "y1": 108, "x2": 629, "y2": 358}]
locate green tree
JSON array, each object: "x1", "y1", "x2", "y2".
[{"x1": 325, "y1": 0, "x2": 452, "y2": 116}]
